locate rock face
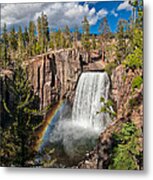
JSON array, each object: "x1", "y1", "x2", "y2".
[
  {"x1": 111, "y1": 65, "x2": 143, "y2": 128},
  {"x1": 0, "y1": 48, "x2": 104, "y2": 126},
  {"x1": 27, "y1": 49, "x2": 82, "y2": 109},
  {"x1": 0, "y1": 49, "x2": 143, "y2": 168},
  {"x1": 27, "y1": 48, "x2": 106, "y2": 109},
  {"x1": 78, "y1": 64, "x2": 143, "y2": 169},
  {"x1": 26, "y1": 48, "x2": 104, "y2": 109}
]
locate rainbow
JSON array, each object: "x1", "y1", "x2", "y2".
[{"x1": 34, "y1": 100, "x2": 64, "y2": 151}]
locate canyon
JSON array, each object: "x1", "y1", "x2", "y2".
[
  {"x1": 0, "y1": 48, "x2": 143, "y2": 169},
  {"x1": 0, "y1": 48, "x2": 103, "y2": 126},
  {"x1": 26, "y1": 48, "x2": 104, "y2": 109},
  {"x1": 78, "y1": 64, "x2": 143, "y2": 169},
  {"x1": 0, "y1": 48, "x2": 103, "y2": 112}
]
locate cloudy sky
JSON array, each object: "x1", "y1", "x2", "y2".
[{"x1": 1, "y1": 0, "x2": 134, "y2": 33}]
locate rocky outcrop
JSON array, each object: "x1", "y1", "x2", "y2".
[
  {"x1": 26, "y1": 48, "x2": 104, "y2": 109},
  {"x1": 27, "y1": 49, "x2": 82, "y2": 109},
  {"x1": 111, "y1": 65, "x2": 143, "y2": 127},
  {"x1": 78, "y1": 64, "x2": 143, "y2": 169},
  {"x1": 0, "y1": 48, "x2": 104, "y2": 124}
]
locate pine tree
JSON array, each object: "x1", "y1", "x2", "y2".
[
  {"x1": 0, "y1": 40, "x2": 2, "y2": 64},
  {"x1": 23, "y1": 26, "x2": 29, "y2": 52},
  {"x1": 1, "y1": 60, "x2": 43, "y2": 166},
  {"x1": 55, "y1": 29, "x2": 64, "y2": 49},
  {"x1": 122, "y1": 1, "x2": 143, "y2": 70},
  {"x1": 37, "y1": 17, "x2": 42, "y2": 45},
  {"x1": 49, "y1": 29, "x2": 55, "y2": 50},
  {"x1": 73, "y1": 25, "x2": 79, "y2": 48},
  {"x1": 91, "y1": 34, "x2": 96, "y2": 50},
  {"x1": 115, "y1": 19, "x2": 128, "y2": 64},
  {"x1": 37, "y1": 13, "x2": 49, "y2": 53},
  {"x1": 37, "y1": 16, "x2": 43, "y2": 53},
  {"x1": 81, "y1": 16, "x2": 91, "y2": 62},
  {"x1": 8, "y1": 26, "x2": 17, "y2": 60},
  {"x1": 64, "y1": 25, "x2": 71, "y2": 48},
  {"x1": 41, "y1": 12, "x2": 49, "y2": 52},
  {"x1": 109, "y1": 122, "x2": 142, "y2": 170},
  {"x1": 1, "y1": 59, "x2": 56, "y2": 167},
  {"x1": 1, "y1": 23, "x2": 9, "y2": 68},
  {"x1": 17, "y1": 26, "x2": 24, "y2": 59},
  {"x1": 28, "y1": 21, "x2": 36, "y2": 56},
  {"x1": 98, "y1": 17, "x2": 110, "y2": 62}
]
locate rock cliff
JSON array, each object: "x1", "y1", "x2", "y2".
[
  {"x1": 0, "y1": 48, "x2": 104, "y2": 113},
  {"x1": 26, "y1": 49, "x2": 81, "y2": 109},
  {"x1": 78, "y1": 64, "x2": 143, "y2": 169}
]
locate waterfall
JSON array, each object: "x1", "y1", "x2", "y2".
[
  {"x1": 72, "y1": 72, "x2": 111, "y2": 132},
  {"x1": 49, "y1": 72, "x2": 111, "y2": 160}
]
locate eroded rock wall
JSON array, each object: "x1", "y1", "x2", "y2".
[
  {"x1": 78, "y1": 64, "x2": 143, "y2": 169},
  {"x1": 27, "y1": 49, "x2": 83, "y2": 109},
  {"x1": 0, "y1": 48, "x2": 103, "y2": 121}
]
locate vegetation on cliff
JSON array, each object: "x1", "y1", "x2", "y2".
[
  {"x1": 0, "y1": 60, "x2": 55, "y2": 167},
  {"x1": 103, "y1": 0, "x2": 143, "y2": 170},
  {"x1": 0, "y1": 0, "x2": 143, "y2": 169},
  {"x1": 109, "y1": 122, "x2": 143, "y2": 170}
]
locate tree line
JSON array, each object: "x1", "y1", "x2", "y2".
[
  {"x1": 0, "y1": 0, "x2": 143, "y2": 168},
  {"x1": 0, "y1": 12, "x2": 114, "y2": 68},
  {"x1": 103, "y1": 0, "x2": 143, "y2": 170},
  {"x1": 0, "y1": 1, "x2": 143, "y2": 70},
  {"x1": 0, "y1": 12, "x2": 79, "y2": 68}
]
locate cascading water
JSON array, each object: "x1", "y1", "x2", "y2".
[
  {"x1": 47, "y1": 72, "x2": 111, "y2": 166},
  {"x1": 72, "y1": 72, "x2": 111, "y2": 132}
]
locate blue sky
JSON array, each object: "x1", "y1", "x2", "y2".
[
  {"x1": 1, "y1": 1, "x2": 133, "y2": 34},
  {"x1": 84, "y1": 1, "x2": 132, "y2": 33}
]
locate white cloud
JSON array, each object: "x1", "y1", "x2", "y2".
[
  {"x1": 111, "y1": 9, "x2": 118, "y2": 17},
  {"x1": 117, "y1": 0, "x2": 132, "y2": 11},
  {"x1": 86, "y1": 1, "x2": 97, "y2": 4},
  {"x1": 1, "y1": 2, "x2": 108, "y2": 30},
  {"x1": 97, "y1": 9, "x2": 108, "y2": 18}
]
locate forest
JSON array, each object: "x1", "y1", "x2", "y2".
[{"x1": 0, "y1": 0, "x2": 143, "y2": 169}]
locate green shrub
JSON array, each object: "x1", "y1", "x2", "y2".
[
  {"x1": 99, "y1": 97, "x2": 116, "y2": 119},
  {"x1": 132, "y1": 75, "x2": 143, "y2": 91},
  {"x1": 109, "y1": 122, "x2": 142, "y2": 170},
  {"x1": 122, "y1": 48, "x2": 143, "y2": 69}
]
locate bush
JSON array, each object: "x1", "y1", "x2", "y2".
[
  {"x1": 109, "y1": 122, "x2": 142, "y2": 170},
  {"x1": 99, "y1": 97, "x2": 116, "y2": 119},
  {"x1": 122, "y1": 48, "x2": 143, "y2": 70},
  {"x1": 132, "y1": 75, "x2": 143, "y2": 91}
]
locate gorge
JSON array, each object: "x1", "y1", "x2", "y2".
[
  {"x1": 26, "y1": 48, "x2": 104, "y2": 110},
  {"x1": 0, "y1": 1, "x2": 143, "y2": 169},
  {"x1": 0, "y1": 48, "x2": 111, "y2": 167},
  {"x1": 37, "y1": 72, "x2": 112, "y2": 167},
  {"x1": 0, "y1": 48, "x2": 143, "y2": 169}
]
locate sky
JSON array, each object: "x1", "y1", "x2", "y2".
[{"x1": 1, "y1": 0, "x2": 134, "y2": 34}]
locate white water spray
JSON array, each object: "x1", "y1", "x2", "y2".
[
  {"x1": 50, "y1": 72, "x2": 111, "y2": 159},
  {"x1": 72, "y1": 72, "x2": 111, "y2": 132}
]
